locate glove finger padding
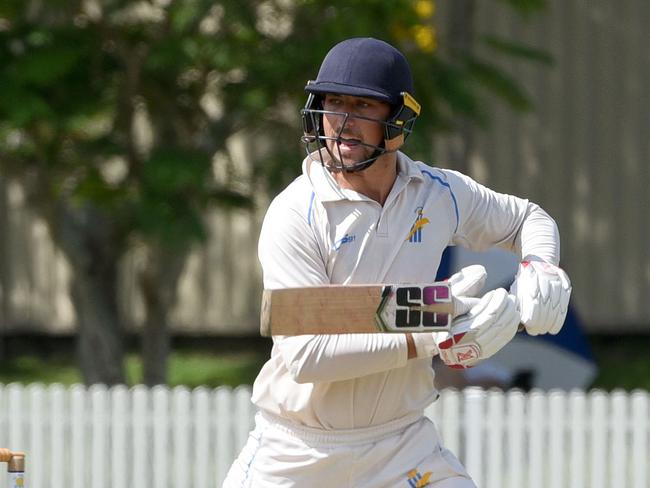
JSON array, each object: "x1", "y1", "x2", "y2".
[
  {"x1": 448, "y1": 265, "x2": 487, "y2": 297},
  {"x1": 510, "y1": 260, "x2": 572, "y2": 336},
  {"x1": 448, "y1": 265, "x2": 487, "y2": 317},
  {"x1": 435, "y1": 289, "x2": 520, "y2": 369}
]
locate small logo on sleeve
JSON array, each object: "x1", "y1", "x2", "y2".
[
  {"x1": 334, "y1": 233, "x2": 356, "y2": 250},
  {"x1": 406, "y1": 207, "x2": 430, "y2": 243}
]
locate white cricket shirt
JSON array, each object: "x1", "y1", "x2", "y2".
[{"x1": 252, "y1": 151, "x2": 560, "y2": 430}]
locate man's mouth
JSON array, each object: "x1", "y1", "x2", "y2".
[{"x1": 338, "y1": 137, "x2": 362, "y2": 148}]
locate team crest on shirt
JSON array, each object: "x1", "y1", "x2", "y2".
[
  {"x1": 407, "y1": 468, "x2": 432, "y2": 487},
  {"x1": 406, "y1": 206, "x2": 430, "y2": 243}
]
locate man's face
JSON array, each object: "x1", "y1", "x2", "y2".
[{"x1": 321, "y1": 94, "x2": 391, "y2": 169}]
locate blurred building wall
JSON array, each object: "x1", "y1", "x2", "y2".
[
  {"x1": 0, "y1": 0, "x2": 648, "y2": 334},
  {"x1": 435, "y1": 0, "x2": 650, "y2": 332}
]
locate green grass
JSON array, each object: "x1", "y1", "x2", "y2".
[
  {"x1": 127, "y1": 351, "x2": 268, "y2": 388},
  {"x1": 0, "y1": 335, "x2": 648, "y2": 390},
  {"x1": 0, "y1": 350, "x2": 268, "y2": 388},
  {"x1": 0, "y1": 355, "x2": 82, "y2": 385}
]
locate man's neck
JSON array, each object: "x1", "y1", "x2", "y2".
[{"x1": 332, "y1": 153, "x2": 398, "y2": 206}]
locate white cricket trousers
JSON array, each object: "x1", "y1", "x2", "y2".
[{"x1": 222, "y1": 411, "x2": 476, "y2": 488}]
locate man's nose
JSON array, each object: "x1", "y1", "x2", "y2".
[
  {"x1": 339, "y1": 110, "x2": 357, "y2": 128},
  {"x1": 338, "y1": 119, "x2": 358, "y2": 136}
]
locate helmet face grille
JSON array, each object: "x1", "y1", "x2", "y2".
[
  {"x1": 300, "y1": 92, "x2": 419, "y2": 173},
  {"x1": 301, "y1": 39, "x2": 421, "y2": 172},
  {"x1": 301, "y1": 107, "x2": 385, "y2": 172}
]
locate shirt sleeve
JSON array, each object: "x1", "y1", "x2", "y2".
[
  {"x1": 258, "y1": 189, "x2": 409, "y2": 384},
  {"x1": 446, "y1": 170, "x2": 561, "y2": 264}
]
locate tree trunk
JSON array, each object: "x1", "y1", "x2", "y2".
[
  {"x1": 53, "y1": 204, "x2": 126, "y2": 385},
  {"x1": 139, "y1": 245, "x2": 187, "y2": 386},
  {"x1": 71, "y1": 266, "x2": 125, "y2": 385}
]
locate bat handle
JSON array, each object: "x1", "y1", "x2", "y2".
[{"x1": 0, "y1": 450, "x2": 25, "y2": 488}]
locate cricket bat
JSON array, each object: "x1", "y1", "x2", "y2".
[{"x1": 260, "y1": 282, "x2": 478, "y2": 336}]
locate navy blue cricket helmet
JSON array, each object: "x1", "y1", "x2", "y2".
[{"x1": 301, "y1": 37, "x2": 421, "y2": 172}]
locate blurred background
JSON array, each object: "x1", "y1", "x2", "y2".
[{"x1": 0, "y1": 0, "x2": 648, "y2": 391}]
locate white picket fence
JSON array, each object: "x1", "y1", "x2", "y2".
[{"x1": 0, "y1": 384, "x2": 648, "y2": 488}]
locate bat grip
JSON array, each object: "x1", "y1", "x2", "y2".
[{"x1": 452, "y1": 296, "x2": 480, "y2": 317}]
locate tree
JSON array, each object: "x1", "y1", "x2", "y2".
[{"x1": 0, "y1": 0, "x2": 549, "y2": 384}]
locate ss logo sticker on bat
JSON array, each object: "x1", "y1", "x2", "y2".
[{"x1": 375, "y1": 283, "x2": 453, "y2": 332}]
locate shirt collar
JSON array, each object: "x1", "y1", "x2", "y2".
[{"x1": 303, "y1": 151, "x2": 425, "y2": 203}]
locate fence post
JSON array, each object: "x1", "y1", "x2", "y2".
[
  {"x1": 90, "y1": 384, "x2": 108, "y2": 488},
  {"x1": 27, "y1": 384, "x2": 44, "y2": 488},
  {"x1": 215, "y1": 387, "x2": 234, "y2": 486},
  {"x1": 631, "y1": 390, "x2": 648, "y2": 488},
  {"x1": 610, "y1": 390, "x2": 628, "y2": 488},
  {"x1": 590, "y1": 390, "x2": 608, "y2": 488},
  {"x1": 464, "y1": 388, "x2": 485, "y2": 487},
  {"x1": 132, "y1": 385, "x2": 150, "y2": 488},
  {"x1": 193, "y1": 387, "x2": 211, "y2": 488},
  {"x1": 527, "y1": 390, "x2": 545, "y2": 488},
  {"x1": 111, "y1": 385, "x2": 129, "y2": 488},
  {"x1": 70, "y1": 384, "x2": 86, "y2": 488},
  {"x1": 485, "y1": 389, "x2": 504, "y2": 488},
  {"x1": 172, "y1": 386, "x2": 191, "y2": 488},
  {"x1": 548, "y1": 389, "x2": 566, "y2": 488},
  {"x1": 506, "y1": 389, "x2": 525, "y2": 488},
  {"x1": 152, "y1": 385, "x2": 170, "y2": 488},
  {"x1": 439, "y1": 389, "x2": 461, "y2": 454},
  {"x1": 569, "y1": 389, "x2": 587, "y2": 488},
  {"x1": 49, "y1": 384, "x2": 66, "y2": 488}
]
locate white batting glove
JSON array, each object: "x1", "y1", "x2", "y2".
[
  {"x1": 447, "y1": 264, "x2": 487, "y2": 316},
  {"x1": 413, "y1": 265, "x2": 517, "y2": 366},
  {"x1": 510, "y1": 259, "x2": 572, "y2": 336},
  {"x1": 435, "y1": 288, "x2": 520, "y2": 368},
  {"x1": 411, "y1": 265, "x2": 487, "y2": 359}
]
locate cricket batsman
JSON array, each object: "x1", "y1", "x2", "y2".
[{"x1": 223, "y1": 37, "x2": 571, "y2": 487}]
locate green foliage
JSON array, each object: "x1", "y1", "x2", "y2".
[
  {"x1": 134, "y1": 148, "x2": 212, "y2": 247},
  {"x1": 1, "y1": 0, "x2": 552, "y2": 201},
  {"x1": 0, "y1": 0, "x2": 552, "y2": 284},
  {"x1": 494, "y1": 0, "x2": 547, "y2": 17},
  {"x1": 482, "y1": 35, "x2": 553, "y2": 65}
]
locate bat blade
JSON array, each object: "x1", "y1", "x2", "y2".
[{"x1": 260, "y1": 282, "x2": 455, "y2": 336}]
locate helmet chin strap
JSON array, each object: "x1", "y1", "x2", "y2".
[
  {"x1": 325, "y1": 142, "x2": 389, "y2": 173},
  {"x1": 313, "y1": 118, "x2": 392, "y2": 173}
]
